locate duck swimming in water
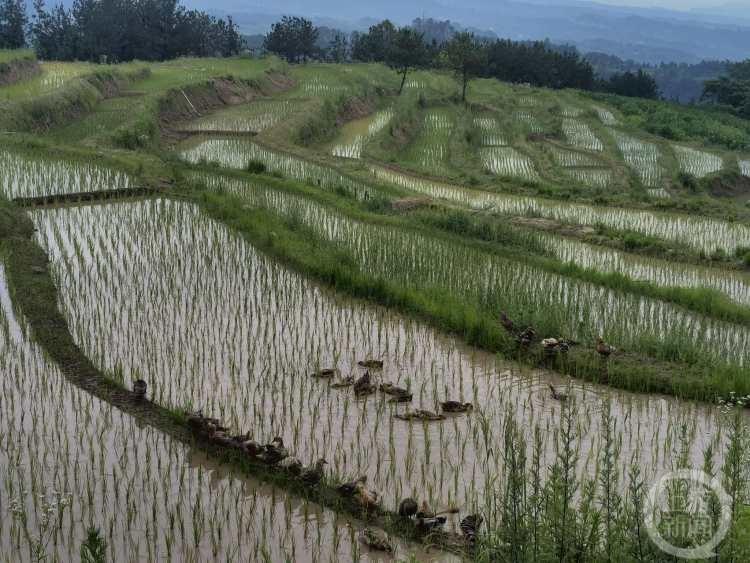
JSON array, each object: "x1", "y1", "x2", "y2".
[
  {"x1": 398, "y1": 498, "x2": 419, "y2": 518},
  {"x1": 549, "y1": 384, "x2": 568, "y2": 402},
  {"x1": 338, "y1": 475, "x2": 367, "y2": 497},
  {"x1": 395, "y1": 409, "x2": 446, "y2": 422},
  {"x1": 330, "y1": 375, "x2": 355, "y2": 389},
  {"x1": 310, "y1": 368, "x2": 338, "y2": 378},
  {"x1": 440, "y1": 401, "x2": 473, "y2": 414},
  {"x1": 359, "y1": 528, "x2": 393, "y2": 552},
  {"x1": 357, "y1": 359, "x2": 384, "y2": 370},
  {"x1": 259, "y1": 437, "x2": 288, "y2": 465},
  {"x1": 300, "y1": 458, "x2": 327, "y2": 486}
]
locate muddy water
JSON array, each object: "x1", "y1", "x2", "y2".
[
  {"x1": 0, "y1": 262, "x2": 453, "y2": 562},
  {"x1": 189, "y1": 172, "x2": 750, "y2": 367},
  {"x1": 331, "y1": 109, "x2": 393, "y2": 159},
  {"x1": 537, "y1": 232, "x2": 750, "y2": 307},
  {"x1": 31, "y1": 200, "x2": 744, "y2": 530},
  {"x1": 368, "y1": 164, "x2": 750, "y2": 255}
]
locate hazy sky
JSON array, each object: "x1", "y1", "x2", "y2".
[{"x1": 589, "y1": 0, "x2": 736, "y2": 9}]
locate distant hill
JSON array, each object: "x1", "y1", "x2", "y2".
[{"x1": 188, "y1": 0, "x2": 750, "y2": 64}]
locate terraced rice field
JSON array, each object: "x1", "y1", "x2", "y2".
[
  {"x1": 610, "y1": 130, "x2": 663, "y2": 187},
  {"x1": 302, "y1": 76, "x2": 348, "y2": 96},
  {"x1": 30, "y1": 198, "x2": 740, "y2": 530},
  {"x1": 593, "y1": 106, "x2": 618, "y2": 125},
  {"x1": 0, "y1": 150, "x2": 132, "y2": 199},
  {"x1": 560, "y1": 106, "x2": 583, "y2": 118},
  {"x1": 181, "y1": 100, "x2": 293, "y2": 133},
  {"x1": 512, "y1": 110, "x2": 543, "y2": 133},
  {"x1": 0, "y1": 62, "x2": 93, "y2": 101},
  {"x1": 188, "y1": 174, "x2": 750, "y2": 367},
  {"x1": 368, "y1": 164, "x2": 750, "y2": 254},
  {"x1": 179, "y1": 137, "x2": 372, "y2": 199},
  {"x1": 331, "y1": 109, "x2": 393, "y2": 159},
  {"x1": 412, "y1": 110, "x2": 454, "y2": 172},
  {"x1": 565, "y1": 168, "x2": 613, "y2": 189},
  {"x1": 0, "y1": 263, "x2": 441, "y2": 563},
  {"x1": 562, "y1": 119, "x2": 604, "y2": 152},
  {"x1": 550, "y1": 147, "x2": 602, "y2": 168},
  {"x1": 473, "y1": 117, "x2": 508, "y2": 146},
  {"x1": 480, "y1": 147, "x2": 538, "y2": 180},
  {"x1": 673, "y1": 145, "x2": 724, "y2": 178},
  {"x1": 539, "y1": 233, "x2": 750, "y2": 306}
]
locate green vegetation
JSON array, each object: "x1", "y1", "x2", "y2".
[{"x1": 2, "y1": 53, "x2": 750, "y2": 562}]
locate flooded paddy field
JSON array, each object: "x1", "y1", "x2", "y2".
[
  {"x1": 0, "y1": 150, "x2": 133, "y2": 199},
  {"x1": 0, "y1": 262, "x2": 450, "y2": 563},
  {"x1": 29, "y1": 199, "x2": 745, "y2": 530}
]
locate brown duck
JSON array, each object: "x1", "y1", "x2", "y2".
[
  {"x1": 440, "y1": 401, "x2": 473, "y2": 414},
  {"x1": 596, "y1": 337, "x2": 616, "y2": 358}
]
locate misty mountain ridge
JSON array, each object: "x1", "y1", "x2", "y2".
[{"x1": 187, "y1": 0, "x2": 750, "y2": 64}]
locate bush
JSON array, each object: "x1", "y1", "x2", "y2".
[{"x1": 245, "y1": 160, "x2": 267, "y2": 174}]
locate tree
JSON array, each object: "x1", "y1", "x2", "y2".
[
  {"x1": 603, "y1": 70, "x2": 660, "y2": 99},
  {"x1": 264, "y1": 16, "x2": 318, "y2": 63},
  {"x1": 0, "y1": 0, "x2": 27, "y2": 48},
  {"x1": 703, "y1": 60, "x2": 750, "y2": 119},
  {"x1": 30, "y1": 0, "x2": 241, "y2": 62},
  {"x1": 386, "y1": 28, "x2": 429, "y2": 94},
  {"x1": 325, "y1": 31, "x2": 348, "y2": 63},
  {"x1": 351, "y1": 20, "x2": 395, "y2": 62},
  {"x1": 443, "y1": 32, "x2": 486, "y2": 102}
]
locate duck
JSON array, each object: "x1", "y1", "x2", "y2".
[
  {"x1": 357, "y1": 360, "x2": 384, "y2": 370},
  {"x1": 310, "y1": 368, "x2": 338, "y2": 379},
  {"x1": 330, "y1": 375, "x2": 355, "y2": 389},
  {"x1": 388, "y1": 393, "x2": 413, "y2": 403},
  {"x1": 355, "y1": 483, "x2": 380, "y2": 511},
  {"x1": 259, "y1": 437, "x2": 288, "y2": 465},
  {"x1": 379, "y1": 383, "x2": 409, "y2": 396},
  {"x1": 517, "y1": 327, "x2": 536, "y2": 347},
  {"x1": 278, "y1": 456, "x2": 303, "y2": 476},
  {"x1": 549, "y1": 384, "x2": 568, "y2": 402},
  {"x1": 440, "y1": 401, "x2": 474, "y2": 414},
  {"x1": 596, "y1": 337, "x2": 616, "y2": 359},
  {"x1": 500, "y1": 311, "x2": 515, "y2": 334},
  {"x1": 359, "y1": 528, "x2": 393, "y2": 552},
  {"x1": 241, "y1": 439, "x2": 263, "y2": 457},
  {"x1": 338, "y1": 475, "x2": 367, "y2": 497},
  {"x1": 394, "y1": 410, "x2": 446, "y2": 422},
  {"x1": 460, "y1": 514, "x2": 484, "y2": 544},
  {"x1": 417, "y1": 516, "x2": 447, "y2": 534},
  {"x1": 300, "y1": 458, "x2": 327, "y2": 486},
  {"x1": 353, "y1": 371, "x2": 372, "y2": 392},
  {"x1": 416, "y1": 500, "x2": 435, "y2": 519},
  {"x1": 398, "y1": 497, "x2": 419, "y2": 518}
]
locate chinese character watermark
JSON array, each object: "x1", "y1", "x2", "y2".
[{"x1": 644, "y1": 469, "x2": 732, "y2": 560}]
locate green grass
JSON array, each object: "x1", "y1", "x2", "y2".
[{"x1": 0, "y1": 48, "x2": 35, "y2": 64}]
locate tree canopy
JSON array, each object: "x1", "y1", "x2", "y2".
[
  {"x1": 703, "y1": 61, "x2": 750, "y2": 119},
  {"x1": 0, "y1": 0, "x2": 26, "y2": 49},
  {"x1": 385, "y1": 28, "x2": 430, "y2": 94},
  {"x1": 30, "y1": 0, "x2": 242, "y2": 62},
  {"x1": 442, "y1": 32, "x2": 485, "y2": 102},
  {"x1": 264, "y1": 16, "x2": 318, "y2": 63}
]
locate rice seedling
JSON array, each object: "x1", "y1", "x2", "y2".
[
  {"x1": 518, "y1": 96, "x2": 539, "y2": 107},
  {"x1": 473, "y1": 117, "x2": 508, "y2": 147},
  {"x1": 190, "y1": 173, "x2": 750, "y2": 367},
  {"x1": 562, "y1": 119, "x2": 604, "y2": 152},
  {"x1": 179, "y1": 137, "x2": 373, "y2": 199},
  {"x1": 673, "y1": 145, "x2": 724, "y2": 178},
  {"x1": 0, "y1": 261, "x2": 441, "y2": 562},
  {"x1": 181, "y1": 101, "x2": 293, "y2": 134},
  {"x1": 302, "y1": 76, "x2": 348, "y2": 97},
  {"x1": 560, "y1": 106, "x2": 583, "y2": 118},
  {"x1": 593, "y1": 105, "x2": 618, "y2": 126},
  {"x1": 647, "y1": 188, "x2": 670, "y2": 198},
  {"x1": 28, "y1": 198, "x2": 746, "y2": 533},
  {"x1": 480, "y1": 147, "x2": 538, "y2": 181},
  {"x1": 539, "y1": 232, "x2": 750, "y2": 306},
  {"x1": 409, "y1": 110, "x2": 454, "y2": 173},
  {"x1": 512, "y1": 111, "x2": 543, "y2": 133},
  {"x1": 368, "y1": 164, "x2": 750, "y2": 254},
  {"x1": 0, "y1": 150, "x2": 133, "y2": 199},
  {"x1": 609, "y1": 129, "x2": 664, "y2": 187},
  {"x1": 739, "y1": 159, "x2": 749, "y2": 177},
  {"x1": 550, "y1": 148, "x2": 601, "y2": 168},
  {"x1": 331, "y1": 109, "x2": 393, "y2": 159},
  {"x1": 564, "y1": 168, "x2": 613, "y2": 189}
]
